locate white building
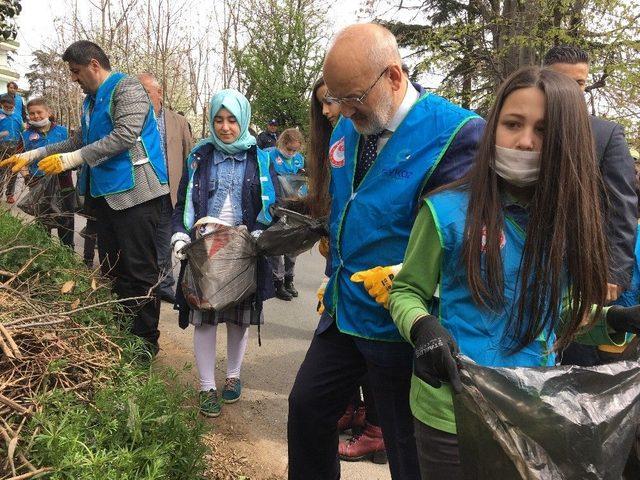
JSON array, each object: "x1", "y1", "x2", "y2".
[{"x1": 0, "y1": 39, "x2": 20, "y2": 93}]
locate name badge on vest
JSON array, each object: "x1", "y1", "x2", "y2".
[{"x1": 329, "y1": 137, "x2": 345, "y2": 168}]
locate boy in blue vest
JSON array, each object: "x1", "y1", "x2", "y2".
[
  {"x1": 287, "y1": 24, "x2": 485, "y2": 480},
  {"x1": 21, "y1": 98, "x2": 75, "y2": 248},
  {"x1": 6, "y1": 81, "x2": 27, "y2": 123},
  {"x1": 0, "y1": 41, "x2": 168, "y2": 355},
  {"x1": 0, "y1": 94, "x2": 23, "y2": 203}
]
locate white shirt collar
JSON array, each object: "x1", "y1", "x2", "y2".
[{"x1": 385, "y1": 79, "x2": 419, "y2": 133}]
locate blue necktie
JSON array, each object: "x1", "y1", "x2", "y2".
[{"x1": 354, "y1": 132, "x2": 381, "y2": 188}]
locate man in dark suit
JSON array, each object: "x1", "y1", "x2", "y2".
[
  {"x1": 544, "y1": 45, "x2": 638, "y2": 365},
  {"x1": 256, "y1": 119, "x2": 279, "y2": 149}
]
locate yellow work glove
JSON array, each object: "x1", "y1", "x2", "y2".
[
  {"x1": 38, "y1": 150, "x2": 83, "y2": 175},
  {"x1": 316, "y1": 277, "x2": 328, "y2": 315},
  {"x1": 350, "y1": 264, "x2": 402, "y2": 309},
  {"x1": 0, "y1": 147, "x2": 47, "y2": 172}
]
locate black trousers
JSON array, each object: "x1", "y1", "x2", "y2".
[
  {"x1": 92, "y1": 196, "x2": 162, "y2": 347},
  {"x1": 288, "y1": 321, "x2": 420, "y2": 480},
  {"x1": 414, "y1": 419, "x2": 462, "y2": 479},
  {"x1": 155, "y1": 195, "x2": 175, "y2": 296}
]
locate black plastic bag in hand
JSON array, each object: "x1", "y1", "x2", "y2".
[
  {"x1": 257, "y1": 206, "x2": 328, "y2": 256},
  {"x1": 17, "y1": 175, "x2": 63, "y2": 218},
  {"x1": 453, "y1": 356, "x2": 640, "y2": 479},
  {"x1": 410, "y1": 315, "x2": 463, "y2": 393}
]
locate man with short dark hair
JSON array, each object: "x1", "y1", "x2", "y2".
[
  {"x1": 256, "y1": 119, "x2": 279, "y2": 149},
  {"x1": 1, "y1": 40, "x2": 169, "y2": 354},
  {"x1": 544, "y1": 45, "x2": 638, "y2": 364}
]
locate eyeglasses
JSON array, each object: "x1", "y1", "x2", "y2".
[{"x1": 324, "y1": 66, "x2": 390, "y2": 106}]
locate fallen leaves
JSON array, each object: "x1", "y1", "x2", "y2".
[{"x1": 60, "y1": 280, "x2": 75, "y2": 294}]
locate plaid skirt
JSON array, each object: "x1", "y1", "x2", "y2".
[{"x1": 189, "y1": 295, "x2": 263, "y2": 327}]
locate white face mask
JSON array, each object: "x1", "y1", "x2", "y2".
[
  {"x1": 493, "y1": 145, "x2": 541, "y2": 187},
  {"x1": 29, "y1": 118, "x2": 50, "y2": 128}
]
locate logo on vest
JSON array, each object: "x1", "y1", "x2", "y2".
[
  {"x1": 29, "y1": 133, "x2": 40, "y2": 141},
  {"x1": 329, "y1": 137, "x2": 345, "y2": 168},
  {"x1": 0, "y1": 114, "x2": 6, "y2": 120},
  {"x1": 383, "y1": 167, "x2": 413, "y2": 180},
  {"x1": 481, "y1": 226, "x2": 506, "y2": 252},
  {"x1": 276, "y1": 156, "x2": 283, "y2": 165}
]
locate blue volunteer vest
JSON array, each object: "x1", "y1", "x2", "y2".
[
  {"x1": 428, "y1": 189, "x2": 555, "y2": 367},
  {"x1": 268, "y1": 148, "x2": 305, "y2": 176},
  {"x1": 12, "y1": 94, "x2": 24, "y2": 122},
  {"x1": 182, "y1": 146, "x2": 276, "y2": 230},
  {"x1": 23, "y1": 125, "x2": 68, "y2": 177},
  {"x1": 77, "y1": 72, "x2": 167, "y2": 197},
  {"x1": 0, "y1": 109, "x2": 23, "y2": 142},
  {"x1": 324, "y1": 93, "x2": 479, "y2": 341}
]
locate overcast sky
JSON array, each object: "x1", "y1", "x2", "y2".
[{"x1": 11, "y1": 0, "x2": 365, "y2": 89}]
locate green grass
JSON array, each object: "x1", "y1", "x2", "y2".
[{"x1": 1, "y1": 211, "x2": 208, "y2": 479}]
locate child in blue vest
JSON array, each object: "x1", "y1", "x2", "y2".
[
  {"x1": 171, "y1": 89, "x2": 279, "y2": 418},
  {"x1": 389, "y1": 66, "x2": 640, "y2": 478},
  {"x1": 0, "y1": 94, "x2": 23, "y2": 203},
  {"x1": 21, "y1": 98, "x2": 74, "y2": 248},
  {"x1": 266, "y1": 128, "x2": 306, "y2": 300}
]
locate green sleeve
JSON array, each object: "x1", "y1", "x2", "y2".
[
  {"x1": 389, "y1": 203, "x2": 442, "y2": 344},
  {"x1": 574, "y1": 305, "x2": 630, "y2": 346}
]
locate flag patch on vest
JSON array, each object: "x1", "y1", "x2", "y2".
[
  {"x1": 29, "y1": 133, "x2": 40, "y2": 141},
  {"x1": 481, "y1": 226, "x2": 506, "y2": 252},
  {"x1": 276, "y1": 156, "x2": 283, "y2": 165},
  {"x1": 329, "y1": 137, "x2": 345, "y2": 168}
]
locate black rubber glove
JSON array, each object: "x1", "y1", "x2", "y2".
[
  {"x1": 410, "y1": 315, "x2": 463, "y2": 394},
  {"x1": 607, "y1": 305, "x2": 640, "y2": 334}
]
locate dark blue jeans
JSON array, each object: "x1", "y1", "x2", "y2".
[
  {"x1": 156, "y1": 195, "x2": 175, "y2": 296},
  {"x1": 288, "y1": 320, "x2": 420, "y2": 480}
]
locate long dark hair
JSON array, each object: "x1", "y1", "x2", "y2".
[
  {"x1": 305, "y1": 77, "x2": 333, "y2": 218},
  {"x1": 459, "y1": 66, "x2": 607, "y2": 352}
]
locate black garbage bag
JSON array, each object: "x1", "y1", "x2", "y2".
[
  {"x1": 181, "y1": 223, "x2": 258, "y2": 312},
  {"x1": 256, "y1": 206, "x2": 327, "y2": 256},
  {"x1": 453, "y1": 356, "x2": 640, "y2": 480},
  {"x1": 17, "y1": 175, "x2": 64, "y2": 218}
]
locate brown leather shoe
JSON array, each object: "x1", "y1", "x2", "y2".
[
  {"x1": 337, "y1": 403, "x2": 355, "y2": 432},
  {"x1": 339, "y1": 423, "x2": 387, "y2": 464},
  {"x1": 352, "y1": 405, "x2": 366, "y2": 432}
]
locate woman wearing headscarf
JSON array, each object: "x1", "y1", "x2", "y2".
[{"x1": 171, "y1": 89, "x2": 279, "y2": 417}]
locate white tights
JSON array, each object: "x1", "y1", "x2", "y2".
[{"x1": 193, "y1": 322, "x2": 249, "y2": 392}]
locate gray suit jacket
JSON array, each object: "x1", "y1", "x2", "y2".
[{"x1": 591, "y1": 116, "x2": 638, "y2": 288}]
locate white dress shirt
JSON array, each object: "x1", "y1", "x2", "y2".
[{"x1": 377, "y1": 79, "x2": 420, "y2": 153}]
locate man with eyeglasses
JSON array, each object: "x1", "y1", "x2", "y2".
[{"x1": 287, "y1": 23, "x2": 485, "y2": 480}]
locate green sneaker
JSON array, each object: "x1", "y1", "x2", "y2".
[
  {"x1": 199, "y1": 389, "x2": 222, "y2": 417},
  {"x1": 222, "y1": 377, "x2": 242, "y2": 403}
]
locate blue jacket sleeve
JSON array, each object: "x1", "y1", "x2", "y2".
[{"x1": 422, "y1": 117, "x2": 485, "y2": 193}]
